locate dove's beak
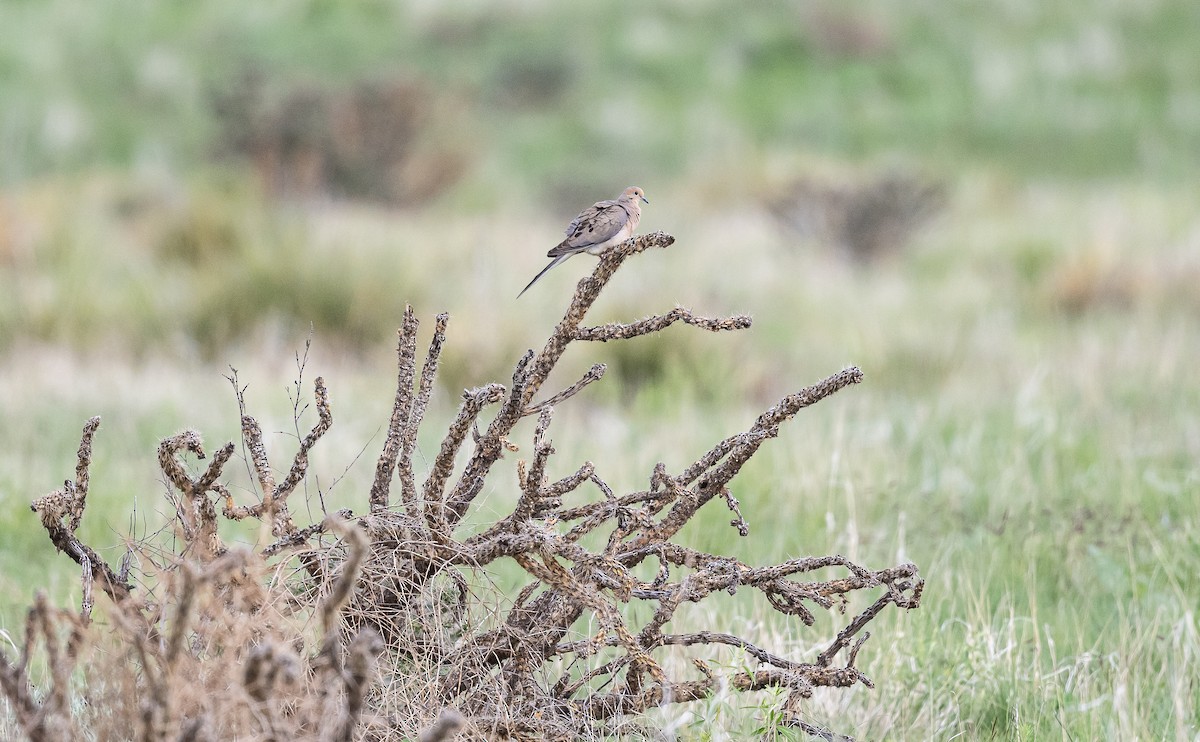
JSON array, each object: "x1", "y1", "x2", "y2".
[{"x1": 640, "y1": 195, "x2": 650, "y2": 204}]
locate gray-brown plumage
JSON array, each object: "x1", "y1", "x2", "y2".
[{"x1": 519, "y1": 186, "x2": 649, "y2": 297}]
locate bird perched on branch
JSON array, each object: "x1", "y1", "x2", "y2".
[{"x1": 518, "y1": 186, "x2": 650, "y2": 297}]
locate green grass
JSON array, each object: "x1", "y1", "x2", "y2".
[
  {"x1": 4, "y1": 174, "x2": 1197, "y2": 737},
  {"x1": 2, "y1": 1, "x2": 1198, "y2": 191},
  {"x1": 2, "y1": 0, "x2": 1199, "y2": 738}
]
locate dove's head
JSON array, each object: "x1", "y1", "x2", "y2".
[{"x1": 622, "y1": 186, "x2": 650, "y2": 205}]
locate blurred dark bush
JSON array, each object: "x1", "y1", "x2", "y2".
[
  {"x1": 767, "y1": 170, "x2": 945, "y2": 262},
  {"x1": 211, "y1": 70, "x2": 470, "y2": 205}
]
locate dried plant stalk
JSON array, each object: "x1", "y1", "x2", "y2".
[
  {"x1": 30, "y1": 418, "x2": 134, "y2": 610},
  {"x1": 370, "y1": 307, "x2": 419, "y2": 512}
]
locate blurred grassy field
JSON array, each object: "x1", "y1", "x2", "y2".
[{"x1": 1, "y1": 1, "x2": 1198, "y2": 739}]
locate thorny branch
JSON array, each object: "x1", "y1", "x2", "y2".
[
  {"x1": 370, "y1": 306, "x2": 420, "y2": 513},
  {"x1": 522, "y1": 362, "x2": 605, "y2": 417},
  {"x1": 30, "y1": 417, "x2": 133, "y2": 611},
  {"x1": 574, "y1": 306, "x2": 752, "y2": 342}
]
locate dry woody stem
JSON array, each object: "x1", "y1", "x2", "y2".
[{"x1": 10, "y1": 230, "x2": 922, "y2": 741}]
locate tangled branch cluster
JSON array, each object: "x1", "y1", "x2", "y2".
[{"x1": 6, "y1": 231, "x2": 922, "y2": 741}]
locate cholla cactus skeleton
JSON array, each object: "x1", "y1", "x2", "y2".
[{"x1": 16, "y1": 230, "x2": 922, "y2": 741}]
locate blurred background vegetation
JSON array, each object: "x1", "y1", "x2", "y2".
[
  {"x1": 2, "y1": 0, "x2": 1197, "y2": 358},
  {"x1": 1, "y1": 1, "x2": 1198, "y2": 738}
]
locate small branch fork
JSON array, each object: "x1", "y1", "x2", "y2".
[
  {"x1": 20, "y1": 231, "x2": 922, "y2": 740},
  {"x1": 31, "y1": 417, "x2": 133, "y2": 616}
]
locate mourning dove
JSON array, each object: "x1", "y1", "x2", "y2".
[{"x1": 518, "y1": 186, "x2": 650, "y2": 297}]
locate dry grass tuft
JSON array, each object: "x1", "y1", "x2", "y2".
[{"x1": 6, "y1": 231, "x2": 922, "y2": 740}]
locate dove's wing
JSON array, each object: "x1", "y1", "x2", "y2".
[
  {"x1": 548, "y1": 199, "x2": 631, "y2": 257},
  {"x1": 519, "y1": 190, "x2": 644, "y2": 297}
]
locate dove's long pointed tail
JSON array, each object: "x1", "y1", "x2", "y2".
[{"x1": 517, "y1": 254, "x2": 571, "y2": 298}]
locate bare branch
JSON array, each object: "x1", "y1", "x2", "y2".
[
  {"x1": 523, "y1": 363, "x2": 605, "y2": 417},
  {"x1": 421, "y1": 383, "x2": 506, "y2": 525},
  {"x1": 521, "y1": 231, "x2": 676, "y2": 408},
  {"x1": 320, "y1": 515, "x2": 369, "y2": 634},
  {"x1": 818, "y1": 568, "x2": 922, "y2": 666},
  {"x1": 574, "y1": 307, "x2": 752, "y2": 342},
  {"x1": 620, "y1": 367, "x2": 865, "y2": 559},
  {"x1": 696, "y1": 366, "x2": 864, "y2": 492},
  {"x1": 241, "y1": 414, "x2": 276, "y2": 502},
  {"x1": 444, "y1": 352, "x2": 534, "y2": 524},
  {"x1": 370, "y1": 308, "x2": 420, "y2": 512},
  {"x1": 156, "y1": 431, "x2": 228, "y2": 560},
  {"x1": 270, "y1": 377, "x2": 332, "y2": 535},
  {"x1": 31, "y1": 420, "x2": 134, "y2": 607},
  {"x1": 260, "y1": 508, "x2": 355, "y2": 557},
  {"x1": 418, "y1": 710, "x2": 465, "y2": 742},
  {"x1": 403, "y1": 312, "x2": 449, "y2": 500},
  {"x1": 786, "y1": 718, "x2": 858, "y2": 742},
  {"x1": 67, "y1": 417, "x2": 101, "y2": 532}
]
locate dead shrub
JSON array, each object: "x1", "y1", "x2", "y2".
[
  {"x1": 211, "y1": 70, "x2": 470, "y2": 205},
  {"x1": 767, "y1": 170, "x2": 945, "y2": 263},
  {"x1": 7, "y1": 231, "x2": 922, "y2": 740},
  {"x1": 802, "y1": 5, "x2": 894, "y2": 60}
]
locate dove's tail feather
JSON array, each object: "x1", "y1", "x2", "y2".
[{"x1": 517, "y1": 254, "x2": 571, "y2": 298}]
